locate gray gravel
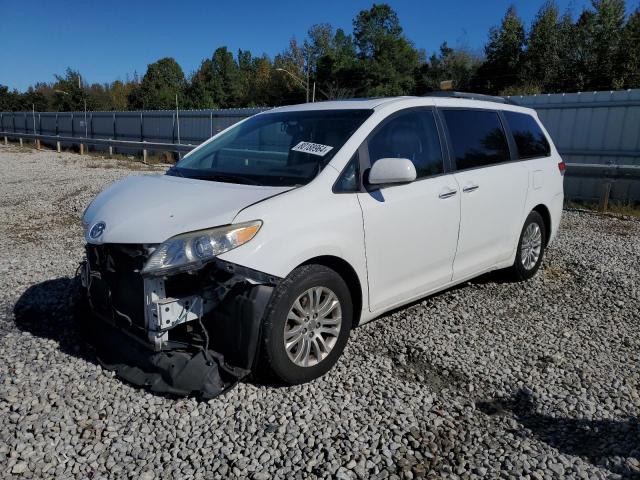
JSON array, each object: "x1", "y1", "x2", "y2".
[{"x1": 1, "y1": 143, "x2": 639, "y2": 479}]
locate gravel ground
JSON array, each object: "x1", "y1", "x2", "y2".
[{"x1": 0, "y1": 143, "x2": 639, "y2": 480}]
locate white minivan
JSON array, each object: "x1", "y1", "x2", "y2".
[{"x1": 80, "y1": 93, "x2": 564, "y2": 398}]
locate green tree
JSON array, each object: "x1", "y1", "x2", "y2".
[
  {"x1": 315, "y1": 28, "x2": 360, "y2": 99},
  {"x1": 236, "y1": 49, "x2": 255, "y2": 106},
  {"x1": 109, "y1": 80, "x2": 133, "y2": 110},
  {"x1": 590, "y1": 0, "x2": 626, "y2": 89},
  {"x1": 210, "y1": 47, "x2": 241, "y2": 108},
  {"x1": 0, "y1": 85, "x2": 19, "y2": 111},
  {"x1": 415, "y1": 42, "x2": 482, "y2": 93},
  {"x1": 272, "y1": 38, "x2": 307, "y2": 104},
  {"x1": 131, "y1": 58, "x2": 187, "y2": 110},
  {"x1": 353, "y1": 3, "x2": 402, "y2": 57},
  {"x1": 523, "y1": 2, "x2": 563, "y2": 91},
  {"x1": 51, "y1": 68, "x2": 86, "y2": 111},
  {"x1": 352, "y1": 4, "x2": 421, "y2": 96},
  {"x1": 620, "y1": 9, "x2": 640, "y2": 87},
  {"x1": 473, "y1": 6, "x2": 526, "y2": 93}
]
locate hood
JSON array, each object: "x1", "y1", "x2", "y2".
[{"x1": 83, "y1": 174, "x2": 292, "y2": 244}]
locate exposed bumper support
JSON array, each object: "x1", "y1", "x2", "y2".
[{"x1": 78, "y1": 251, "x2": 279, "y2": 398}]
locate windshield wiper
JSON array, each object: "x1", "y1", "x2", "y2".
[
  {"x1": 167, "y1": 166, "x2": 185, "y2": 177},
  {"x1": 198, "y1": 173, "x2": 262, "y2": 186}
]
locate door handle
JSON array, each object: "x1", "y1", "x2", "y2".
[
  {"x1": 438, "y1": 189, "x2": 457, "y2": 199},
  {"x1": 463, "y1": 184, "x2": 479, "y2": 193}
]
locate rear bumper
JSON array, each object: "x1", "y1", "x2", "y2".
[{"x1": 548, "y1": 192, "x2": 564, "y2": 246}]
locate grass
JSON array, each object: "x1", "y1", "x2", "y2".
[{"x1": 565, "y1": 200, "x2": 640, "y2": 218}]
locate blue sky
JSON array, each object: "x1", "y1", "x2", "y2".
[{"x1": 1, "y1": 0, "x2": 616, "y2": 91}]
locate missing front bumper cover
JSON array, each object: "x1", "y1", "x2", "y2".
[{"x1": 79, "y1": 248, "x2": 279, "y2": 399}]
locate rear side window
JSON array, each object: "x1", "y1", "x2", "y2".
[
  {"x1": 503, "y1": 111, "x2": 551, "y2": 159},
  {"x1": 367, "y1": 109, "x2": 444, "y2": 178},
  {"x1": 442, "y1": 109, "x2": 510, "y2": 170}
]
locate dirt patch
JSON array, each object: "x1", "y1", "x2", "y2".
[
  {"x1": 393, "y1": 353, "x2": 467, "y2": 393},
  {"x1": 542, "y1": 264, "x2": 572, "y2": 281}
]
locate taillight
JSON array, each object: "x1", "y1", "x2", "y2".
[{"x1": 558, "y1": 161, "x2": 566, "y2": 175}]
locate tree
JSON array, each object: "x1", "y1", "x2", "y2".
[
  {"x1": 415, "y1": 42, "x2": 482, "y2": 93},
  {"x1": 236, "y1": 49, "x2": 254, "y2": 106},
  {"x1": 0, "y1": 85, "x2": 19, "y2": 111},
  {"x1": 473, "y1": 6, "x2": 526, "y2": 94},
  {"x1": 352, "y1": 4, "x2": 421, "y2": 96},
  {"x1": 353, "y1": 3, "x2": 402, "y2": 58},
  {"x1": 209, "y1": 47, "x2": 241, "y2": 108},
  {"x1": 272, "y1": 38, "x2": 307, "y2": 104},
  {"x1": 523, "y1": 2, "x2": 563, "y2": 91},
  {"x1": 591, "y1": 0, "x2": 626, "y2": 89},
  {"x1": 620, "y1": 9, "x2": 640, "y2": 87},
  {"x1": 109, "y1": 80, "x2": 133, "y2": 110},
  {"x1": 51, "y1": 68, "x2": 86, "y2": 111},
  {"x1": 131, "y1": 58, "x2": 187, "y2": 110}
]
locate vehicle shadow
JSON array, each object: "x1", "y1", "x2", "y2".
[
  {"x1": 13, "y1": 276, "x2": 98, "y2": 365},
  {"x1": 477, "y1": 390, "x2": 640, "y2": 479}
]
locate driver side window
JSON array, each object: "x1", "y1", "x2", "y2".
[{"x1": 367, "y1": 110, "x2": 444, "y2": 178}]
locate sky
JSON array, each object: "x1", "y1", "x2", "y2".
[{"x1": 0, "y1": 0, "x2": 607, "y2": 92}]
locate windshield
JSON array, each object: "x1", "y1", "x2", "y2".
[{"x1": 169, "y1": 109, "x2": 373, "y2": 187}]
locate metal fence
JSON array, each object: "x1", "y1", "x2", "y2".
[
  {"x1": 511, "y1": 89, "x2": 640, "y2": 204},
  {"x1": 0, "y1": 108, "x2": 268, "y2": 157},
  {"x1": 1, "y1": 89, "x2": 639, "y2": 203}
]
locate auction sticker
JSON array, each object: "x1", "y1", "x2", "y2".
[{"x1": 291, "y1": 141, "x2": 334, "y2": 156}]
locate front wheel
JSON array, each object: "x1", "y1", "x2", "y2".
[
  {"x1": 507, "y1": 210, "x2": 547, "y2": 281},
  {"x1": 260, "y1": 264, "x2": 352, "y2": 385}
]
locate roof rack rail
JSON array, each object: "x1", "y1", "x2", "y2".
[{"x1": 422, "y1": 91, "x2": 519, "y2": 105}]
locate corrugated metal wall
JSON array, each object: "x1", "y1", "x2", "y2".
[
  {"x1": 0, "y1": 108, "x2": 268, "y2": 152},
  {"x1": 511, "y1": 89, "x2": 640, "y2": 203}
]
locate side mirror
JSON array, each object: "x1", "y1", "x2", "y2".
[{"x1": 368, "y1": 158, "x2": 417, "y2": 186}]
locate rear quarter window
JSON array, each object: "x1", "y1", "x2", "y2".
[{"x1": 503, "y1": 111, "x2": 551, "y2": 159}]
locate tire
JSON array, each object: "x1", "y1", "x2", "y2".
[
  {"x1": 508, "y1": 210, "x2": 547, "y2": 281},
  {"x1": 260, "y1": 264, "x2": 353, "y2": 385}
]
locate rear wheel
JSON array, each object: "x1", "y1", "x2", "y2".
[
  {"x1": 260, "y1": 264, "x2": 352, "y2": 384},
  {"x1": 508, "y1": 210, "x2": 546, "y2": 281}
]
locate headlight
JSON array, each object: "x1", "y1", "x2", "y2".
[{"x1": 141, "y1": 221, "x2": 262, "y2": 276}]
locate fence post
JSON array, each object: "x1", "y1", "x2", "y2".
[
  {"x1": 210, "y1": 111, "x2": 213, "y2": 138},
  {"x1": 55, "y1": 113, "x2": 60, "y2": 152},
  {"x1": 598, "y1": 180, "x2": 612, "y2": 212},
  {"x1": 36, "y1": 113, "x2": 41, "y2": 150},
  {"x1": 171, "y1": 113, "x2": 175, "y2": 144},
  {"x1": 140, "y1": 112, "x2": 144, "y2": 159},
  {"x1": 110, "y1": 112, "x2": 116, "y2": 158}
]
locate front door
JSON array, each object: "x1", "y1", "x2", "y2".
[{"x1": 357, "y1": 108, "x2": 461, "y2": 312}]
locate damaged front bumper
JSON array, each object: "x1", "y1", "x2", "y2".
[{"x1": 78, "y1": 244, "x2": 279, "y2": 399}]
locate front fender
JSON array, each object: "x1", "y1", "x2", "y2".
[{"x1": 218, "y1": 177, "x2": 369, "y2": 312}]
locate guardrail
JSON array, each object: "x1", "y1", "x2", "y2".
[{"x1": 0, "y1": 131, "x2": 197, "y2": 161}]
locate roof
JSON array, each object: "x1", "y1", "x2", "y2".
[
  {"x1": 261, "y1": 95, "x2": 536, "y2": 115},
  {"x1": 268, "y1": 97, "x2": 412, "y2": 113}
]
